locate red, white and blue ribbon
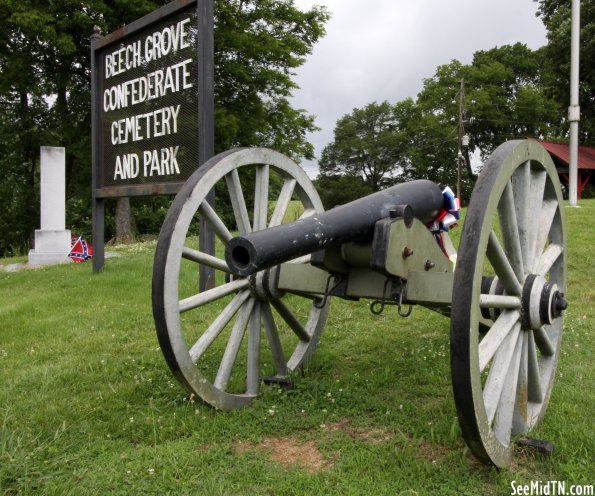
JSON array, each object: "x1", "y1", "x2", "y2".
[{"x1": 426, "y1": 187, "x2": 460, "y2": 255}]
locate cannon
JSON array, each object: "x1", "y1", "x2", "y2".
[{"x1": 152, "y1": 140, "x2": 567, "y2": 467}]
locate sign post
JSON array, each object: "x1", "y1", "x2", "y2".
[
  {"x1": 91, "y1": 0, "x2": 214, "y2": 272},
  {"x1": 198, "y1": 0, "x2": 216, "y2": 290}
]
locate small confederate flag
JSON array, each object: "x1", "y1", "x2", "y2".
[{"x1": 69, "y1": 235, "x2": 93, "y2": 262}]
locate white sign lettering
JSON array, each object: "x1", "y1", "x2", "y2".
[
  {"x1": 104, "y1": 18, "x2": 191, "y2": 79},
  {"x1": 102, "y1": 13, "x2": 195, "y2": 184},
  {"x1": 143, "y1": 146, "x2": 180, "y2": 177},
  {"x1": 110, "y1": 105, "x2": 181, "y2": 145},
  {"x1": 103, "y1": 59, "x2": 192, "y2": 112}
]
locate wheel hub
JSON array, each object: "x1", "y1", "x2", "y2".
[
  {"x1": 521, "y1": 274, "x2": 567, "y2": 331},
  {"x1": 250, "y1": 267, "x2": 285, "y2": 302}
]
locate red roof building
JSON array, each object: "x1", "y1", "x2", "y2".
[{"x1": 531, "y1": 139, "x2": 595, "y2": 199}]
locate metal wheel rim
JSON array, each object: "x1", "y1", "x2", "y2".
[
  {"x1": 153, "y1": 148, "x2": 329, "y2": 411},
  {"x1": 451, "y1": 140, "x2": 566, "y2": 467}
]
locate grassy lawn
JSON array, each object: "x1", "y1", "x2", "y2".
[{"x1": 0, "y1": 201, "x2": 593, "y2": 495}]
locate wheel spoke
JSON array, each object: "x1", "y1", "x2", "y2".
[
  {"x1": 498, "y1": 182, "x2": 524, "y2": 280},
  {"x1": 527, "y1": 330, "x2": 544, "y2": 403},
  {"x1": 515, "y1": 331, "x2": 529, "y2": 431},
  {"x1": 288, "y1": 254, "x2": 312, "y2": 265},
  {"x1": 182, "y1": 247, "x2": 230, "y2": 273},
  {"x1": 299, "y1": 208, "x2": 316, "y2": 220},
  {"x1": 271, "y1": 299, "x2": 311, "y2": 342},
  {"x1": 479, "y1": 295, "x2": 521, "y2": 310},
  {"x1": 179, "y1": 279, "x2": 249, "y2": 313},
  {"x1": 213, "y1": 298, "x2": 256, "y2": 391},
  {"x1": 246, "y1": 301, "x2": 262, "y2": 395},
  {"x1": 189, "y1": 290, "x2": 251, "y2": 362},
  {"x1": 269, "y1": 178, "x2": 297, "y2": 227},
  {"x1": 262, "y1": 303, "x2": 288, "y2": 376},
  {"x1": 493, "y1": 329, "x2": 524, "y2": 444},
  {"x1": 253, "y1": 164, "x2": 269, "y2": 232},
  {"x1": 512, "y1": 161, "x2": 531, "y2": 270},
  {"x1": 535, "y1": 243, "x2": 563, "y2": 277},
  {"x1": 533, "y1": 326, "x2": 555, "y2": 357},
  {"x1": 487, "y1": 231, "x2": 522, "y2": 296},
  {"x1": 525, "y1": 170, "x2": 547, "y2": 271},
  {"x1": 479, "y1": 310, "x2": 521, "y2": 372},
  {"x1": 483, "y1": 322, "x2": 522, "y2": 425},
  {"x1": 530, "y1": 199, "x2": 558, "y2": 273},
  {"x1": 199, "y1": 201, "x2": 233, "y2": 243},
  {"x1": 225, "y1": 169, "x2": 252, "y2": 235}
]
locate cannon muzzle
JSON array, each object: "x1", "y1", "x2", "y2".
[{"x1": 225, "y1": 179, "x2": 443, "y2": 276}]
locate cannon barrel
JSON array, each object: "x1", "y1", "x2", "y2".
[{"x1": 225, "y1": 179, "x2": 444, "y2": 276}]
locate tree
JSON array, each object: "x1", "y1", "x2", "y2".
[
  {"x1": 0, "y1": 0, "x2": 329, "y2": 255},
  {"x1": 313, "y1": 174, "x2": 373, "y2": 209},
  {"x1": 465, "y1": 44, "x2": 561, "y2": 152},
  {"x1": 416, "y1": 44, "x2": 559, "y2": 157},
  {"x1": 214, "y1": 0, "x2": 329, "y2": 159},
  {"x1": 319, "y1": 44, "x2": 561, "y2": 204},
  {"x1": 319, "y1": 101, "x2": 412, "y2": 193},
  {"x1": 406, "y1": 61, "x2": 466, "y2": 192},
  {"x1": 0, "y1": 0, "x2": 165, "y2": 253},
  {"x1": 537, "y1": 0, "x2": 595, "y2": 144},
  {"x1": 410, "y1": 44, "x2": 559, "y2": 199}
]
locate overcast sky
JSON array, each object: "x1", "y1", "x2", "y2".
[{"x1": 290, "y1": 0, "x2": 548, "y2": 177}]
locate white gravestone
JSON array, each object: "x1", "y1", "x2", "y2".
[{"x1": 28, "y1": 147, "x2": 72, "y2": 266}]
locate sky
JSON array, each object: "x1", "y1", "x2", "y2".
[{"x1": 290, "y1": 0, "x2": 548, "y2": 177}]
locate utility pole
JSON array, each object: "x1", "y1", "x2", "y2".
[
  {"x1": 568, "y1": 0, "x2": 580, "y2": 207},
  {"x1": 457, "y1": 79, "x2": 465, "y2": 202}
]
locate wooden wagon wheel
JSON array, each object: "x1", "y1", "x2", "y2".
[
  {"x1": 152, "y1": 148, "x2": 329, "y2": 411},
  {"x1": 451, "y1": 140, "x2": 567, "y2": 467}
]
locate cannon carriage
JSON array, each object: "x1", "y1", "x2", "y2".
[{"x1": 152, "y1": 139, "x2": 567, "y2": 467}]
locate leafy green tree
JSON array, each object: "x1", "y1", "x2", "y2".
[
  {"x1": 406, "y1": 61, "x2": 465, "y2": 193},
  {"x1": 214, "y1": 0, "x2": 328, "y2": 159},
  {"x1": 0, "y1": 0, "x2": 165, "y2": 253},
  {"x1": 319, "y1": 101, "x2": 412, "y2": 192},
  {"x1": 410, "y1": 44, "x2": 559, "y2": 199},
  {"x1": 537, "y1": 0, "x2": 595, "y2": 144},
  {"x1": 416, "y1": 44, "x2": 558, "y2": 159},
  {"x1": 313, "y1": 174, "x2": 373, "y2": 209},
  {"x1": 465, "y1": 44, "x2": 561, "y2": 152},
  {"x1": 319, "y1": 44, "x2": 560, "y2": 204}
]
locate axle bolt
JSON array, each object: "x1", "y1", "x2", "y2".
[
  {"x1": 552, "y1": 292, "x2": 568, "y2": 318},
  {"x1": 402, "y1": 247, "x2": 414, "y2": 259}
]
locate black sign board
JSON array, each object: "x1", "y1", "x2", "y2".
[
  {"x1": 91, "y1": 0, "x2": 214, "y2": 271},
  {"x1": 92, "y1": 0, "x2": 206, "y2": 198}
]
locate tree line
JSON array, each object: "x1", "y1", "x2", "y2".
[
  {"x1": 0, "y1": 0, "x2": 329, "y2": 256},
  {"x1": 315, "y1": 0, "x2": 594, "y2": 208},
  {"x1": 0, "y1": 0, "x2": 592, "y2": 255}
]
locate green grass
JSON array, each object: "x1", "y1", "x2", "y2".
[
  {"x1": 1, "y1": 202, "x2": 593, "y2": 495},
  {"x1": 268, "y1": 199, "x2": 305, "y2": 224}
]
